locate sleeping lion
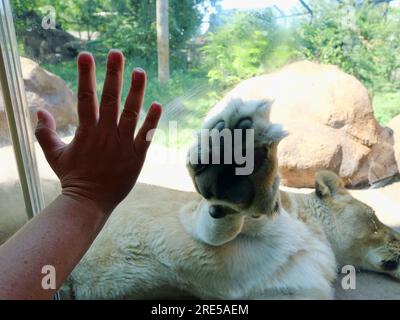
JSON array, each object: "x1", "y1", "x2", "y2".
[{"x1": 56, "y1": 98, "x2": 400, "y2": 299}]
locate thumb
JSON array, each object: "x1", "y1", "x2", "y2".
[{"x1": 35, "y1": 109, "x2": 65, "y2": 160}]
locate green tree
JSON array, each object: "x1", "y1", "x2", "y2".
[
  {"x1": 12, "y1": 0, "x2": 73, "y2": 34},
  {"x1": 202, "y1": 10, "x2": 297, "y2": 90},
  {"x1": 98, "y1": 0, "x2": 203, "y2": 68},
  {"x1": 295, "y1": 0, "x2": 400, "y2": 124},
  {"x1": 296, "y1": 0, "x2": 400, "y2": 92},
  {"x1": 62, "y1": 0, "x2": 106, "y2": 40}
]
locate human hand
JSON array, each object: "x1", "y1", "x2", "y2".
[{"x1": 35, "y1": 50, "x2": 162, "y2": 215}]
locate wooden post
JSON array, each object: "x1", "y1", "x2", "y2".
[{"x1": 156, "y1": 0, "x2": 170, "y2": 84}]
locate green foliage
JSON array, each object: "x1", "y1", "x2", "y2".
[
  {"x1": 97, "y1": 0, "x2": 203, "y2": 68},
  {"x1": 202, "y1": 11, "x2": 272, "y2": 89},
  {"x1": 11, "y1": 0, "x2": 43, "y2": 35},
  {"x1": 296, "y1": 0, "x2": 400, "y2": 93},
  {"x1": 42, "y1": 58, "x2": 216, "y2": 147},
  {"x1": 202, "y1": 10, "x2": 300, "y2": 93},
  {"x1": 61, "y1": 0, "x2": 107, "y2": 39},
  {"x1": 14, "y1": 0, "x2": 400, "y2": 127},
  {"x1": 373, "y1": 92, "x2": 400, "y2": 126},
  {"x1": 11, "y1": 0, "x2": 76, "y2": 33},
  {"x1": 12, "y1": 0, "x2": 203, "y2": 69},
  {"x1": 294, "y1": 0, "x2": 400, "y2": 124}
]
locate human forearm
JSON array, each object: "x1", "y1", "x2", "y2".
[
  {"x1": 0, "y1": 50, "x2": 161, "y2": 299},
  {"x1": 0, "y1": 194, "x2": 109, "y2": 299}
]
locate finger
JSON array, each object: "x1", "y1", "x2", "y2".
[
  {"x1": 77, "y1": 52, "x2": 98, "y2": 128},
  {"x1": 98, "y1": 50, "x2": 124, "y2": 130},
  {"x1": 118, "y1": 68, "x2": 146, "y2": 139},
  {"x1": 134, "y1": 103, "x2": 162, "y2": 155},
  {"x1": 35, "y1": 109, "x2": 65, "y2": 161}
]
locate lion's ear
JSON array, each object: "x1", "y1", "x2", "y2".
[{"x1": 315, "y1": 171, "x2": 346, "y2": 198}]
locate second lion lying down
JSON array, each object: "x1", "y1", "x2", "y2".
[{"x1": 60, "y1": 99, "x2": 400, "y2": 299}]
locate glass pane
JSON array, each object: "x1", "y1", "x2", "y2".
[
  {"x1": 0, "y1": 88, "x2": 28, "y2": 245},
  {"x1": 5, "y1": 0, "x2": 400, "y2": 301},
  {"x1": 10, "y1": 1, "x2": 213, "y2": 194}
]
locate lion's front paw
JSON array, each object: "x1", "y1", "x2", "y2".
[{"x1": 187, "y1": 99, "x2": 286, "y2": 215}]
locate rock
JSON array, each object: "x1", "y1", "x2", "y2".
[
  {"x1": 215, "y1": 61, "x2": 398, "y2": 187},
  {"x1": 388, "y1": 115, "x2": 400, "y2": 171},
  {"x1": 0, "y1": 57, "x2": 77, "y2": 145}
]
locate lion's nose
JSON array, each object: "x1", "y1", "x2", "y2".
[
  {"x1": 382, "y1": 259, "x2": 399, "y2": 271},
  {"x1": 209, "y1": 205, "x2": 226, "y2": 219}
]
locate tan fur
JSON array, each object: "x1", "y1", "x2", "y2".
[
  {"x1": 1, "y1": 98, "x2": 399, "y2": 299},
  {"x1": 2, "y1": 175, "x2": 398, "y2": 299},
  {"x1": 62, "y1": 99, "x2": 337, "y2": 299},
  {"x1": 280, "y1": 170, "x2": 400, "y2": 279}
]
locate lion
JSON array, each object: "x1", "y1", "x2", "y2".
[
  {"x1": 57, "y1": 99, "x2": 400, "y2": 299},
  {"x1": 281, "y1": 170, "x2": 400, "y2": 278},
  {"x1": 1, "y1": 98, "x2": 399, "y2": 299}
]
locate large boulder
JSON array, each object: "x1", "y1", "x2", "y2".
[
  {"x1": 388, "y1": 115, "x2": 400, "y2": 171},
  {"x1": 0, "y1": 57, "x2": 77, "y2": 145},
  {"x1": 216, "y1": 61, "x2": 398, "y2": 188}
]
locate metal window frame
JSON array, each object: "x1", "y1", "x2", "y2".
[
  {"x1": 0, "y1": 0, "x2": 61, "y2": 300},
  {"x1": 0, "y1": 0, "x2": 45, "y2": 219}
]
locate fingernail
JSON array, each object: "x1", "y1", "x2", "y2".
[
  {"x1": 151, "y1": 102, "x2": 162, "y2": 113},
  {"x1": 78, "y1": 51, "x2": 92, "y2": 65},
  {"x1": 37, "y1": 110, "x2": 44, "y2": 122},
  {"x1": 134, "y1": 67, "x2": 144, "y2": 73},
  {"x1": 133, "y1": 68, "x2": 145, "y2": 80},
  {"x1": 108, "y1": 49, "x2": 123, "y2": 63}
]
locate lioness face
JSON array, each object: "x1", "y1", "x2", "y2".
[
  {"x1": 187, "y1": 99, "x2": 286, "y2": 217},
  {"x1": 314, "y1": 171, "x2": 400, "y2": 279}
]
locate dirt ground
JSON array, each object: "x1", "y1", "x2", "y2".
[{"x1": 1, "y1": 139, "x2": 400, "y2": 299}]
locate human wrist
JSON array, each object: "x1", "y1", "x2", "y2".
[{"x1": 59, "y1": 189, "x2": 114, "y2": 218}]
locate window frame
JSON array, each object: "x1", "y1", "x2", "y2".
[
  {"x1": 0, "y1": 0, "x2": 45, "y2": 220},
  {"x1": 0, "y1": 0, "x2": 62, "y2": 300}
]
